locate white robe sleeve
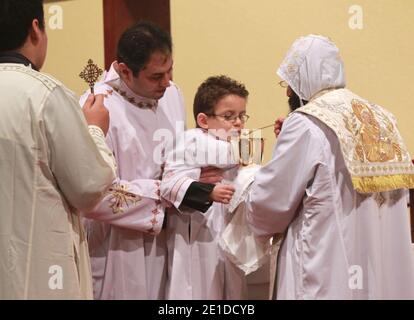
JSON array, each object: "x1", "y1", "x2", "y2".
[
  {"x1": 81, "y1": 131, "x2": 165, "y2": 234},
  {"x1": 78, "y1": 91, "x2": 167, "y2": 234},
  {"x1": 87, "y1": 125, "x2": 117, "y2": 177},
  {"x1": 42, "y1": 86, "x2": 115, "y2": 213},
  {"x1": 160, "y1": 132, "x2": 201, "y2": 210},
  {"x1": 82, "y1": 179, "x2": 165, "y2": 234},
  {"x1": 246, "y1": 113, "x2": 322, "y2": 236}
]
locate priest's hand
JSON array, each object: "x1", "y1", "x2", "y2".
[
  {"x1": 82, "y1": 94, "x2": 109, "y2": 135},
  {"x1": 200, "y1": 166, "x2": 224, "y2": 184},
  {"x1": 160, "y1": 197, "x2": 173, "y2": 209},
  {"x1": 209, "y1": 184, "x2": 235, "y2": 204},
  {"x1": 274, "y1": 116, "x2": 285, "y2": 138}
]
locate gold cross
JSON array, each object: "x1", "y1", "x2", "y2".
[{"x1": 79, "y1": 59, "x2": 103, "y2": 94}]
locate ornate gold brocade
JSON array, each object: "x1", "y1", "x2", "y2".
[
  {"x1": 345, "y1": 99, "x2": 403, "y2": 163},
  {"x1": 295, "y1": 89, "x2": 414, "y2": 193}
]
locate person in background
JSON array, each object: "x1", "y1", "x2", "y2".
[{"x1": 0, "y1": 0, "x2": 116, "y2": 299}]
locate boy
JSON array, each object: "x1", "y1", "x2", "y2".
[{"x1": 161, "y1": 75, "x2": 250, "y2": 299}]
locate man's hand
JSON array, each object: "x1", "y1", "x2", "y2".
[
  {"x1": 274, "y1": 116, "x2": 285, "y2": 138},
  {"x1": 160, "y1": 197, "x2": 173, "y2": 209},
  {"x1": 82, "y1": 94, "x2": 109, "y2": 135},
  {"x1": 209, "y1": 184, "x2": 235, "y2": 204},
  {"x1": 200, "y1": 166, "x2": 224, "y2": 184}
]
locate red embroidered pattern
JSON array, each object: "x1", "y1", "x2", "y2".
[
  {"x1": 111, "y1": 85, "x2": 157, "y2": 110},
  {"x1": 146, "y1": 181, "x2": 162, "y2": 234}
]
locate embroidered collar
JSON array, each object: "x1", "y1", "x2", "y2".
[
  {"x1": 104, "y1": 64, "x2": 158, "y2": 110},
  {"x1": 308, "y1": 87, "x2": 343, "y2": 102},
  {"x1": 110, "y1": 83, "x2": 158, "y2": 110}
]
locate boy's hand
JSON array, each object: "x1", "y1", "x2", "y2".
[{"x1": 209, "y1": 184, "x2": 235, "y2": 204}]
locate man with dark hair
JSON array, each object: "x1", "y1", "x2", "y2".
[
  {"x1": 0, "y1": 0, "x2": 46, "y2": 70},
  {"x1": 117, "y1": 21, "x2": 172, "y2": 77},
  {"x1": 0, "y1": 0, "x2": 116, "y2": 299},
  {"x1": 246, "y1": 35, "x2": 414, "y2": 299},
  {"x1": 80, "y1": 21, "x2": 206, "y2": 299},
  {"x1": 0, "y1": 0, "x2": 45, "y2": 57}
]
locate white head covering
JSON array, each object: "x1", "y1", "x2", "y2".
[{"x1": 277, "y1": 34, "x2": 346, "y2": 101}]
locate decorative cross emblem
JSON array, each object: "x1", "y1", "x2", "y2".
[
  {"x1": 108, "y1": 183, "x2": 141, "y2": 214},
  {"x1": 79, "y1": 59, "x2": 103, "y2": 94}
]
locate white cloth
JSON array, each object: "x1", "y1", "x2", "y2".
[
  {"x1": 219, "y1": 165, "x2": 272, "y2": 276},
  {"x1": 161, "y1": 128, "x2": 247, "y2": 299},
  {"x1": 247, "y1": 112, "x2": 414, "y2": 299},
  {"x1": 80, "y1": 63, "x2": 186, "y2": 299},
  {"x1": 0, "y1": 64, "x2": 115, "y2": 299},
  {"x1": 277, "y1": 34, "x2": 346, "y2": 101}
]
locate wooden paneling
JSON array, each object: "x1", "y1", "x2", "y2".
[{"x1": 103, "y1": 0, "x2": 170, "y2": 70}]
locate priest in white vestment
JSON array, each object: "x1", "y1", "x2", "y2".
[
  {"x1": 0, "y1": 0, "x2": 116, "y2": 299},
  {"x1": 80, "y1": 22, "x2": 186, "y2": 299},
  {"x1": 246, "y1": 35, "x2": 414, "y2": 299}
]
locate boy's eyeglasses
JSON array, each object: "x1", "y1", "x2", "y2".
[{"x1": 207, "y1": 113, "x2": 250, "y2": 123}]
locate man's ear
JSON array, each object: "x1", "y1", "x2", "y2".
[
  {"x1": 196, "y1": 113, "x2": 209, "y2": 129},
  {"x1": 28, "y1": 19, "x2": 42, "y2": 45},
  {"x1": 116, "y1": 62, "x2": 133, "y2": 83}
]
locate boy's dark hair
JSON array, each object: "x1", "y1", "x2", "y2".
[
  {"x1": 0, "y1": 0, "x2": 45, "y2": 52},
  {"x1": 193, "y1": 75, "x2": 249, "y2": 126},
  {"x1": 117, "y1": 21, "x2": 172, "y2": 77}
]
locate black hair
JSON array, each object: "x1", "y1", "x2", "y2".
[
  {"x1": 288, "y1": 90, "x2": 308, "y2": 111},
  {"x1": 116, "y1": 21, "x2": 172, "y2": 77},
  {"x1": 0, "y1": 0, "x2": 45, "y2": 52}
]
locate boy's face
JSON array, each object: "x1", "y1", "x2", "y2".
[{"x1": 199, "y1": 94, "x2": 247, "y2": 135}]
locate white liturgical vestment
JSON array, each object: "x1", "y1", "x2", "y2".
[
  {"x1": 80, "y1": 64, "x2": 186, "y2": 299},
  {"x1": 161, "y1": 128, "x2": 247, "y2": 299},
  {"x1": 0, "y1": 63, "x2": 115, "y2": 299},
  {"x1": 247, "y1": 34, "x2": 414, "y2": 300},
  {"x1": 247, "y1": 107, "x2": 414, "y2": 300}
]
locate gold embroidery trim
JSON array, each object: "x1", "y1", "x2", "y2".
[
  {"x1": 108, "y1": 183, "x2": 141, "y2": 214},
  {"x1": 352, "y1": 174, "x2": 414, "y2": 193}
]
